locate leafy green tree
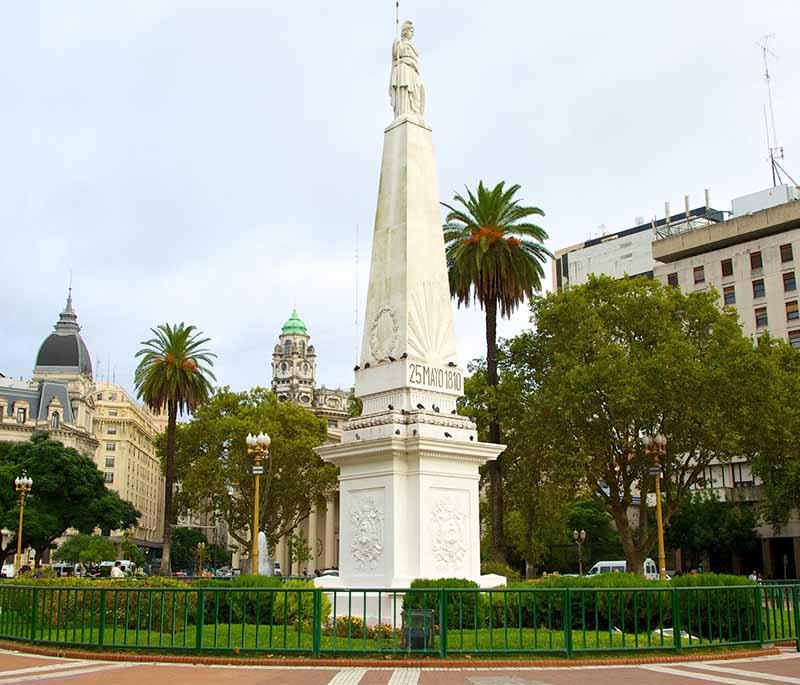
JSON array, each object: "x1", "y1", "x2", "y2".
[
  {"x1": 170, "y1": 387, "x2": 335, "y2": 555},
  {"x1": 506, "y1": 275, "x2": 763, "y2": 573},
  {"x1": 53, "y1": 534, "x2": 117, "y2": 564},
  {"x1": 741, "y1": 336, "x2": 800, "y2": 527},
  {"x1": 564, "y1": 499, "x2": 624, "y2": 566},
  {"x1": 461, "y1": 359, "x2": 579, "y2": 576},
  {"x1": 443, "y1": 181, "x2": 551, "y2": 562},
  {"x1": 120, "y1": 533, "x2": 146, "y2": 566},
  {"x1": 134, "y1": 322, "x2": 216, "y2": 575},
  {"x1": 170, "y1": 527, "x2": 207, "y2": 572},
  {"x1": 0, "y1": 434, "x2": 139, "y2": 565},
  {"x1": 666, "y1": 493, "x2": 758, "y2": 571}
]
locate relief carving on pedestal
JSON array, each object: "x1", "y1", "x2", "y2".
[
  {"x1": 430, "y1": 497, "x2": 466, "y2": 569},
  {"x1": 350, "y1": 494, "x2": 385, "y2": 570},
  {"x1": 368, "y1": 307, "x2": 399, "y2": 361}
]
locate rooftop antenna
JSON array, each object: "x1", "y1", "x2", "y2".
[{"x1": 757, "y1": 35, "x2": 797, "y2": 187}]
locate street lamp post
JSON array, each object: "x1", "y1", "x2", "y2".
[
  {"x1": 573, "y1": 529, "x2": 587, "y2": 575},
  {"x1": 245, "y1": 432, "x2": 271, "y2": 575},
  {"x1": 643, "y1": 433, "x2": 668, "y2": 581},
  {"x1": 14, "y1": 474, "x2": 33, "y2": 575},
  {"x1": 196, "y1": 542, "x2": 206, "y2": 576}
]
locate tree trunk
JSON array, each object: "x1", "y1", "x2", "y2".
[
  {"x1": 609, "y1": 501, "x2": 645, "y2": 575},
  {"x1": 160, "y1": 400, "x2": 177, "y2": 575},
  {"x1": 485, "y1": 297, "x2": 506, "y2": 563}
]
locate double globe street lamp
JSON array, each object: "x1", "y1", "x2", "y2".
[
  {"x1": 642, "y1": 433, "x2": 668, "y2": 581},
  {"x1": 245, "y1": 432, "x2": 271, "y2": 574},
  {"x1": 14, "y1": 473, "x2": 33, "y2": 574}
]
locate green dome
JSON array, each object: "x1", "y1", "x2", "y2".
[{"x1": 281, "y1": 309, "x2": 308, "y2": 335}]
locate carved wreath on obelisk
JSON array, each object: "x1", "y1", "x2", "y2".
[
  {"x1": 430, "y1": 497, "x2": 466, "y2": 568},
  {"x1": 350, "y1": 495, "x2": 385, "y2": 570}
]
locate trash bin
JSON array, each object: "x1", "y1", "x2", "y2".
[{"x1": 401, "y1": 608, "x2": 435, "y2": 651}]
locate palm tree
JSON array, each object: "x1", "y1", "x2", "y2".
[
  {"x1": 443, "y1": 181, "x2": 551, "y2": 562},
  {"x1": 134, "y1": 323, "x2": 216, "y2": 575}
]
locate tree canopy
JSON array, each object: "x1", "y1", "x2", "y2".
[
  {"x1": 53, "y1": 534, "x2": 116, "y2": 565},
  {"x1": 0, "y1": 434, "x2": 139, "y2": 564},
  {"x1": 170, "y1": 387, "x2": 336, "y2": 553},
  {"x1": 503, "y1": 275, "x2": 766, "y2": 572}
]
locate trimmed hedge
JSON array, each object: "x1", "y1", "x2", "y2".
[{"x1": 406, "y1": 578, "x2": 484, "y2": 629}]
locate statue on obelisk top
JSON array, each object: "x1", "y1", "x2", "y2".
[{"x1": 390, "y1": 20, "x2": 426, "y2": 122}]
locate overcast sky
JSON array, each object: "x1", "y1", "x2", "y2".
[{"x1": 2, "y1": 1, "x2": 799, "y2": 397}]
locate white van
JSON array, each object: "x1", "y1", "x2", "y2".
[{"x1": 586, "y1": 558, "x2": 660, "y2": 580}]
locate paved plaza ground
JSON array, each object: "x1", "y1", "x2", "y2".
[{"x1": 0, "y1": 648, "x2": 797, "y2": 684}]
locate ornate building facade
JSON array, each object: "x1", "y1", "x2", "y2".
[
  {"x1": 0, "y1": 292, "x2": 98, "y2": 455},
  {"x1": 270, "y1": 311, "x2": 349, "y2": 573},
  {"x1": 0, "y1": 293, "x2": 168, "y2": 551}
]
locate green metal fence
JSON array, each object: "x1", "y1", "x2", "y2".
[{"x1": 0, "y1": 583, "x2": 796, "y2": 657}]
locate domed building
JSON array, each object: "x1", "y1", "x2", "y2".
[
  {"x1": 271, "y1": 309, "x2": 350, "y2": 441},
  {"x1": 0, "y1": 291, "x2": 98, "y2": 455},
  {"x1": 270, "y1": 310, "x2": 350, "y2": 572}
]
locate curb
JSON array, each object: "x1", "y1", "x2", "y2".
[{"x1": 0, "y1": 642, "x2": 780, "y2": 668}]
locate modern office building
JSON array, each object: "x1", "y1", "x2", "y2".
[
  {"x1": 552, "y1": 195, "x2": 724, "y2": 293},
  {"x1": 652, "y1": 188, "x2": 800, "y2": 578},
  {"x1": 653, "y1": 188, "x2": 800, "y2": 347}
]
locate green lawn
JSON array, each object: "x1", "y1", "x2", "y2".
[{"x1": 27, "y1": 624, "x2": 746, "y2": 653}]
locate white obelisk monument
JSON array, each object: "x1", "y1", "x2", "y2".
[{"x1": 316, "y1": 20, "x2": 505, "y2": 589}]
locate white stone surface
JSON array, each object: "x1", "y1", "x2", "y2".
[
  {"x1": 358, "y1": 118, "x2": 457, "y2": 374},
  {"x1": 316, "y1": 37, "x2": 504, "y2": 595},
  {"x1": 478, "y1": 573, "x2": 508, "y2": 588}
]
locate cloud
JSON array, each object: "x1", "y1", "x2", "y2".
[{"x1": 2, "y1": 1, "x2": 798, "y2": 395}]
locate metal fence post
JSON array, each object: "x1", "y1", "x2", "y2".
[
  {"x1": 755, "y1": 585, "x2": 764, "y2": 645},
  {"x1": 29, "y1": 588, "x2": 38, "y2": 643},
  {"x1": 195, "y1": 589, "x2": 205, "y2": 651},
  {"x1": 311, "y1": 590, "x2": 322, "y2": 658},
  {"x1": 672, "y1": 588, "x2": 681, "y2": 651},
  {"x1": 563, "y1": 588, "x2": 572, "y2": 657},
  {"x1": 793, "y1": 585, "x2": 800, "y2": 653},
  {"x1": 438, "y1": 589, "x2": 448, "y2": 658},
  {"x1": 98, "y1": 590, "x2": 107, "y2": 648}
]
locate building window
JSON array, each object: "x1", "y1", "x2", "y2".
[
  {"x1": 693, "y1": 266, "x2": 705, "y2": 284},
  {"x1": 667, "y1": 272, "x2": 678, "y2": 287},
  {"x1": 732, "y1": 462, "x2": 754, "y2": 487},
  {"x1": 780, "y1": 243, "x2": 794, "y2": 263},
  {"x1": 787, "y1": 300, "x2": 799, "y2": 322},
  {"x1": 107, "y1": 426, "x2": 117, "y2": 435},
  {"x1": 784, "y1": 271, "x2": 797, "y2": 292},
  {"x1": 105, "y1": 457, "x2": 115, "y2": 468},
  {"x1": 50, "y1": 412, "x2": 60, "y2": 429},
  {"x1": 755, "y1": 307, "x2": 768, "y2": 328},
  {"x1": 790, "y1": 330, "x2": 800, "y2": 349},
  {"x1": 284, "y1": 340, "x2": 292, "y2": 356},
  {"x1": 752, "y1": 279, "x2": 766, "y2": 299},
  {"x1": 108, "y1": 409, "x2": 118, "y2": 417},
  {"x1": 16, "y1": 408, "x2": 26, "y2": 424},
  {"x1": 109, "y1": 393, "x2": 117, "y2": 400},
  {"x1": 104, "y1": 472, "x2": 114, "y2": 484},
  {"x1": 327, "y1": 419, "x2": 338, "y2": 428},
  {"x1": 106, "y1": 442, "x2": 115, "y2": 451},
  {"x1": 750, "y1": 251, "x2": 763, "y2": 270},
  {"x1": 721, "y1": 259, "x2": 733, "y2": 278},
  {"x1": 97, "y1": 393, "x2": 103, "y2": 401},
  {"x1": 723, "y1": 286, "x2": 736, "y2": 306}
]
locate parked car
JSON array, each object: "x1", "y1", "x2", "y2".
[{"x1": 586, "y1": 558, "x2": 666, "y2": 580}]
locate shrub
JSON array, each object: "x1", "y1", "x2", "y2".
[
  {"x1": 407, "y1": 578, "x2": 485, "y2": 629},
  {"x1": 480, "y1": 561, "x2": 521, "y2": 582},
  {"x1": 201, "y1": 575, "x2": 283, "y2": 625},
  {"x1": 271, "y1": 580, "x2": 330, "y2": 627}
]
